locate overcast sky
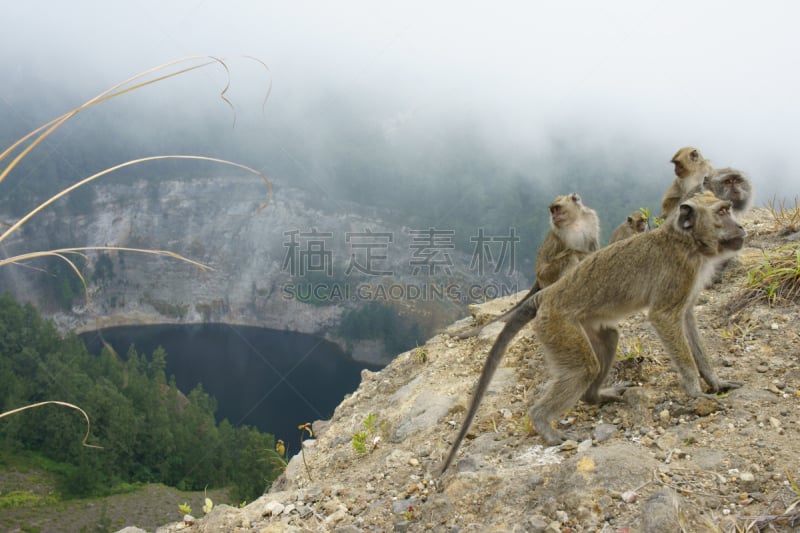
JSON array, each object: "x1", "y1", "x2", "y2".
[{"x1": 2, "y1": 1, "x2": 799, "y2": 198}]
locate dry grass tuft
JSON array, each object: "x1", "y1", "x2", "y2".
[
  {"x1": 726, "y1": 244, "x2": 800, "y2": 314},
  {"x1": 765, "y1": 195, "x2": 800, "y2": 235}
]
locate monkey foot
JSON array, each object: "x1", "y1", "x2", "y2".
[
  {"x1": 529, "y1": 413, "x2": 567, "y2": 445},
  {"x1": 581, "y1": 383, "x2": 630, "y2": 404},
  {"x1": 534, "y1": 425, "x2": 567, "y2": 446},
  {"x1": 687, "y1": 390, "x2": 723, "y2": 403},
  {"x1": 711, "y1": 380, "x2": 742, "y2": 392}
]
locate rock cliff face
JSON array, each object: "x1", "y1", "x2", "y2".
[{"x1": 0, "y1": 175, "x2": 525, "y2": 364}]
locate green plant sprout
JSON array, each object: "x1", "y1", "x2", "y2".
[{"x1": 352, "y1": 413, "x2": 380, "y2": 455}]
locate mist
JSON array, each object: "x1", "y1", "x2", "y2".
[{"x1": 2, "y1": 1, "x2": 799, "y2": 212}]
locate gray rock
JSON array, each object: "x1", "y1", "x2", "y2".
[
  {"x1": 527, "y1": 518, "x2": 549, "y2": 533},
  {"x1": 391, "y1": 390, "x2": 455, "y2": 442},
  {"x1": 334, "y1": 526, "x2": 364, "y2": 533},
  {"x1": 639, "y1": 488, "x2": 682, "y2": 533},
  {"x1": 264, "y1": 500, "x2": 285, "y2": 516},
  {"x1": 393, "y1": 520, "x2": 411, "y2": 533},
  {"x1": 296, "y1": 504, "x2": 314, "y2": 519},
  {"x1": 391, "y1": 498, "x2": 419, "y2": 515},
  {"x1": 455, "y1": 455, "x2": 480, "y2": 473},
  {"x1": 592, "y1": 423, "x2": 618, "y2": 442}
]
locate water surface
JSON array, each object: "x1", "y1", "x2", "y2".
[{"x1": 82, "y1": 323, "x2": 382, "y2": 442}]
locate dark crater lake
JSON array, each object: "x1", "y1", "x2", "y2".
[{"x1": 81, "y1": 323, "x2": 383, "y2": 442}]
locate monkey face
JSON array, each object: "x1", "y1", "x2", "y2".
[
  {"x1": 677, "y1": 192, "x2": 746, "y2": 255},
  {"x1": 549, "y1": 194, "x2": 581, "y2": 228},
  {"x1": 549, "y1": 204, "x2": 568, "y2": 227},
  {"x1": 720, "y1": 176, "x2": 745, "y2": 204},
  {"x1": 709, "y1": 168, "x2": 752, "y2": 213},
  {"x1": 671, "y1": 146, "x2": 706, "y2": 179},
  {"x1": 673, "y1": 159, "x2": 687, "y2": 178},
  {"x1": 626, "y1": 212, "x2": 647, "y2": 233}
]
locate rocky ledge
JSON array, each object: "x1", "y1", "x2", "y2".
[{"x1": 121, "y1": 208, "x2": 800, "y2": 532}]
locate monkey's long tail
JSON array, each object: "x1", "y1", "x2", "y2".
[
  {"x1": 439, "y1": 295, "x2": 539, "y2": 475},
  {"x1": 452, "y1": 281, "x2": 540, "y2": 340}
]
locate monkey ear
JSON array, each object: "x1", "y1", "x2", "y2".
[
  {"x1": 678, "y1": 204, "x2": 696, "y2": 230},
  {"x1": 690, "y1": 150, "x2": 699, "y2": 161},
  {"x1": 627, "y1": 216, "x2": 633, "y2": 224},
  {"x1": 571, "y1": 193, "x2": 581, "y2": 203}
]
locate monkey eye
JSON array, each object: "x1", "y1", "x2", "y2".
[{"x1": 717, "y1": 207, "x2": 730, "y2": 216}]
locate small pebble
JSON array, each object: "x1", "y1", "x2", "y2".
[{"x1": 739, "y1": 472, "x2": 755, "y2": 482}]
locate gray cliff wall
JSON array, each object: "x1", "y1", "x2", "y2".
[{"x1": 0, "y1": 175, "x2": 528, "y2": 364}]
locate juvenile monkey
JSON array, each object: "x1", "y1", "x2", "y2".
[
  {"x1": 608, "y1": 210, "x2": 648, "y2": 244},
  {"x1": 454, "y1": 193, "x2": 599, "y2": 339},
  {"x1": 441, "y1": 191, "x2": 744, "y2": 474},
  {"x1": 661, "y1": 147, "x2": 713, "y2": 218},
  {"x1": 705, "y1": 167, "x2": 753, "y2": 214}
]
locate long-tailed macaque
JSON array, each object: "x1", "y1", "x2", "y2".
[
  {"x1": 454, "y1": 193, "x2": 599, "y2": 339},
  {"x1": 609, "y1": 210, "x2": 648, "y2": 244},
  {"x1": 661, "y1": 147, "x2": 713, "y2": 218},
  {"x1": 441, "y1": 191, "x2": 745, "y2": 474}
]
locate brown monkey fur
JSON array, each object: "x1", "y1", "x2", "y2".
[
  {"x1": 661, "y1": 147, "x2": 713, "y2": 218},
  {"x1": 608, "y1": 210, "x2": 648, "y2": 244},
  {"x1": 453, "y1": 193, "x2": 599, "y2": 339},
  {"x1": 441, "y1": 191, "x2": 744, "y2": 474}
]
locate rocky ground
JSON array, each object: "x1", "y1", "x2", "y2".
[{"x1": 125, "y1": 207, "x2": 799, "y2": 532}]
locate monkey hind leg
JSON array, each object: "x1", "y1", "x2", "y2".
[
  {"x1": 531, "y1": 317, "x2": 601, "y2": 445},
  {"x1": 580, "y1": 324, "x2": 628, "y2": 404}
]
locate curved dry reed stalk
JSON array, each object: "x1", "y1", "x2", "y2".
[
  {"x1": 0, "y1": 56, "x2": 273, "y2": 440},
  {"x1": 0, "y1": 246, "x2": 212, "y2": 271},
  {"x1": 0, "y1": 401, "x2": 102, "y2": 448},
  {"x1": 0, "y1": 56, "x2": 237, "y2": 184},
  {"x1": 0, "y1": 154, "x2": 271, "y2": 247}
]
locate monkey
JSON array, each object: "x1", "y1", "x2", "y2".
[
  {"x1": 440, "y1": 191, "x2": 744, "y2": 474},
  {"x1": 704, "y1": 167, "x2": 753, "y2": 214},
  {"x1": 534, "y1": 193, "x2": 600, "y2": 286},
  {"x1": 697, "y1": 167, "x2": 754, "y2": 283},
  {"x1": 453, "y1": 193, "x2": 600, "y2": 339},
  {"x1": 661, "y1": 147, "x2": 713, "y2": 218},
  {"x1": 608, "y1": 210, "x2": 648, "y2": 244}
]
